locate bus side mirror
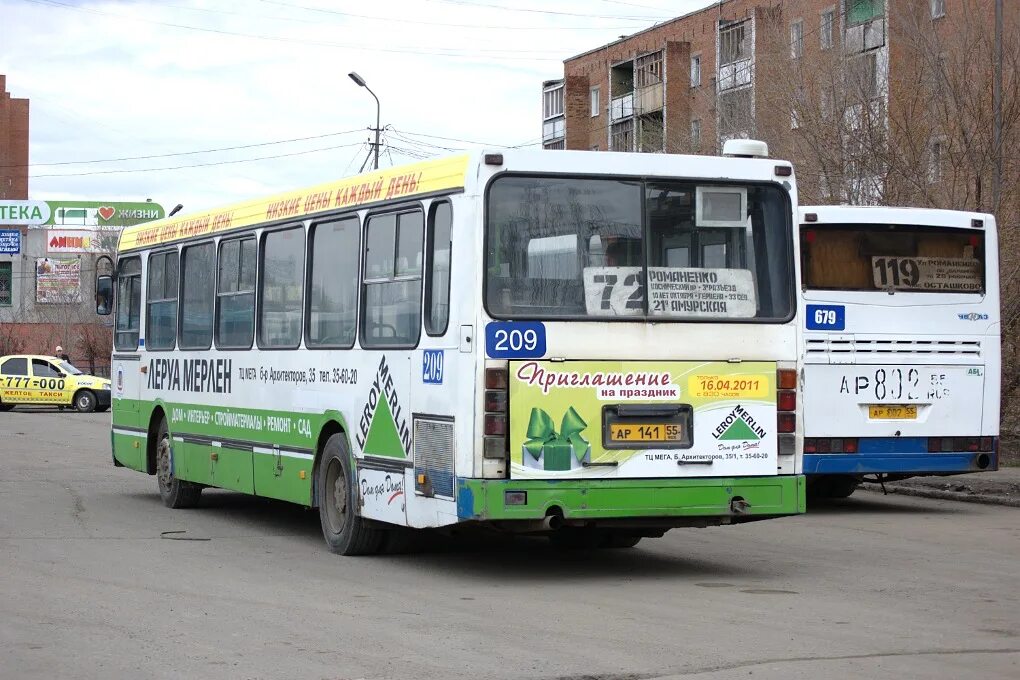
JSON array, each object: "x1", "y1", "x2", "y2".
[{"x1": 96, "y1": 275, "x2": 113, "y2": 316}]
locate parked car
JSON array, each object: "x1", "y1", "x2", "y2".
[{"x1": 0, "y1": 355, "x2": 112, "y2": 413}]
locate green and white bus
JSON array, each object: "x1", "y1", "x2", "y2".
[{"x1": 98, "y1": 144, "x2": 805, "y2": 554}]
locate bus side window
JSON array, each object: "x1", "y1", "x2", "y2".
[
  {"x1": 115, "y1": 257, "x2": 142, "y2": 351},
  {"x1": 307, "y1": 216, "x2": 360, "y2": 348},
  {"x1": 216, "y1": 236, "x2": 256, "y2": 349},
  {"x1": 362, "y1": 209, "x2": 423, "y2": 348},
  {"x1": 179, "y1": 242, "x2": 216, "y2": 350},
  {"x1": 425, "y1": 201, "x2": 452, "y2": 336},
  {"x1": 258, "y1": 227, "x2": 304, "y2": 349},
  {"x1": 146, "y1": 250, "x2": 178, "y2": 351}
]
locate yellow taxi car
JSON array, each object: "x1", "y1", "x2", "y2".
[{"x1": 0, "y1": 355, "x2": 112, "y2": 413}]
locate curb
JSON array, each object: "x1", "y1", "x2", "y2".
[{"x1": 860, "y1": 484, "x2": 1020, "y2": 508}]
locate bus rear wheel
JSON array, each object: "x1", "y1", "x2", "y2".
[
  {"x1": 155, "y1": 418, "x2": 202, "y2": 509},
  {"x1": 317, "y1": 434, "x2": 383, "y2": 556}
]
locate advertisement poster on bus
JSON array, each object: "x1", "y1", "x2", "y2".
[
  {"x1": 508, "y1": 360, "x2": 777, "y2": 479},
  {"x1": 35, "y1": 257, "x2": 81, "y2": 303}
]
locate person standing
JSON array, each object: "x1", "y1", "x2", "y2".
[{"x1": 55, "y1": 345, "x2": 70, "y2": 362}]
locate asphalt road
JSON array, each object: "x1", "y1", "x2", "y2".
[{"x1": 1, "y1": 408, "x2": 1018, "y2": 680}]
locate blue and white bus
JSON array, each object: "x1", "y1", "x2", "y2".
[{"x1": 798, "y1": 206, "x2": 1000, "y2": 498}]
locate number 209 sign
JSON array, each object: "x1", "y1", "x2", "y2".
[{"x1": 485, "y1": 322, "x2": 546, "y2": 359}]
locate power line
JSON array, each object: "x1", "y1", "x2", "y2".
[
  {"x1": 2, "y1": 128, "x2": 366, "y2": 169},
  {"x1": 29, "y1": 142, "x2": 367, "y2": 179},
  {"x1": 256, "y1": 0, "x2": 647, "y2": 31},
  {"x1": 424, "y1": 0, "x2": 669, "y2": 21},
  {"x1": 20, "y1": 0, "x2": 564, "y2": 61}
]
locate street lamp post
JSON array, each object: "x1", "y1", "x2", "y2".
[{"x1": 348, "y1": 71, "x2": 380, "y2": 171}]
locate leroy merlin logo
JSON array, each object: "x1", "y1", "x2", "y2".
[
  {"x1": 356, "y1": 356, "x2": 411, "y2": 458},
  {"x1": 712, "y1": 405, "x2": 767, "y2": 441}
]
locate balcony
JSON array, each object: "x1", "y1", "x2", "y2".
[{"x1": 610, "y1": 93, "x2": 634, "y2": 121}]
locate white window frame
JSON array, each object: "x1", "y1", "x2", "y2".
[
  {"x1": 691, "y1": 119, "x2": 701, "y2": 149},
  {"x1": 590, "y1": 85, "x2": 600, "y2": 117},
  {"x1": 791, "y1": 19, "x2": 804, "y2": 59},
  {"x1": 820, "y1": 8, "x2": 834, "y2": 50},
  {"x1": 931, "y1": 0, "x2": 946, "y2": 19},
  {"x1": 543, "y1": 85, "x2": 564, "y2": 120},
  {"x1": 691, "y1": 54, "x2": 701, "y2": 87}
]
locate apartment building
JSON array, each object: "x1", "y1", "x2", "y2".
[
  {"x1": 0, "y1": 74, "x2": 29, "y2": 202},
  {"x1": 541, "y1": 1, "x2": 1014, "y2": 209}
]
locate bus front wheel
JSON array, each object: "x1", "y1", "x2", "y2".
[
  {"x1": 155, "y1": 418, "x2": 202, "y2": 509},
  {"x1": 317, "y1": 434, "x2": 384, "y2": 556}
]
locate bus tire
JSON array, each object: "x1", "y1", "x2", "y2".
[
  {"x1": 74, "y1": 390, "x2": 97, "y2": 413},
  {"x1": 549, "y1": 527, "x2": 609, "y2": 549},
  {"x1": 317, "y1": 434, "x2": 383, "y2": 556},
  {"x1": 826, "y1": 477, "x2": 859, "y2": 499},
  {"x1": 604, "y1": 532, "x2": 643, "y2": 549},
  {"x1": 155, "y1": 418, "x2": 202, "y2": 509}
]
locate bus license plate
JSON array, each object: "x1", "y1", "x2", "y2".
[
  {"x1": 609, "y1": 423, "x2": 684, "y2": 443},
  {"x1": 869, "y1": 405, "x2": 918, "y2": 420}
]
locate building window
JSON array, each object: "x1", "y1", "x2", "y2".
[
  {"x1": 216, "y1": 236, "x2": 256, "y2": 349},
  {"x1": 425, "y1": 201, "x2": 452, "y2": 336},
  {"x1": 146, "y1": 250, "x2": 179, "y2": 351},
  {"x1": 845, "y1": 0, "x2": 882, "y2": 26},
  {"x1": 821, "y1": 9, "x2": 834, "y2": 49},
  {"x1": 851, "y1": 52, "x2": 880, "y2": 99},
  {"x1": 931, "y1": 0, "x2": 945, "y2": 19},
  {"x1": 362, "y1": 210, "x2": 423, "y2": 348},
  {"x1": 115, "y1": 257, "x2": 141, "y2": 351},
  {"x1": 611, "y1": 119, "x2": 634, "y2": 151},
  {"x1": 719, "y1": 20, "x2": 750, "y2": 65},
  {"x1": 543, "y1": 85, "x2": 564, "y2": 119},
  {"x1": 791, "y1": 87, "x2": 806, "y2": 129},
  {"x1": 307, "y1": 217, "x2": 360, "y2": 348},
  {"x1": 590, "y1": 86, "x2": 600, "y2": 117},
  {"x1": 635, "y1": 51, "x2": 663, "y2": 88},
  {"x1": 691, "y1": 54, "x2": 701, "y2": 87},
  {"x1": 259, "y1": 227, "x2": 304, "y2": 349},
  {"x1": 0, "y1": 262, "x2": 11, "y2": 306},
  {"x1": 929, "y1": 139, "x2": 944, "y2": 184},
  {"x1": 691, "y1": 119, "x2": 701, "y2": 149},
  {"x1": 791, "y1": 20, "x2": 804, "y2": 59},
  {"x1": 179, "y1": 242, "x2": 215, "y2": 350}
]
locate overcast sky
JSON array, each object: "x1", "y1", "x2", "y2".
[{"x1": 1, "y1": 0, "x2": 715, "y2": 213}]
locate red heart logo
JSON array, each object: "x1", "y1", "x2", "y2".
[{"x1": 98, "y1": 206, "x2": 115, "y2": 221}]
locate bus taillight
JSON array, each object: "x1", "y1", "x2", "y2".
[
  {"x1": 483, "y1": 368, "x2": 509, "y2": 459},
  {"x1": 777, "y1": 369, "x2": 797, "y2": 435}
]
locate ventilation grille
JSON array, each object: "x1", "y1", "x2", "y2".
[
  {"x1": 413, "y1": 417, "x2": 455, "y2": 499},
  {"x1": 806, "y1": 338, "x2": 982, "y2": 357}
]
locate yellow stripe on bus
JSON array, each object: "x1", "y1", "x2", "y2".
[{"x1": 118, "y1": 154, "x2": 470, "y2": 251}]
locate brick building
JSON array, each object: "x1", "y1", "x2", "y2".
[
  {"x1": 0, "y1": 74, "x2": 29, "y2": 201},
  {"x1": 541, "y1": 0, "x2": 1017, "y2": 211}
]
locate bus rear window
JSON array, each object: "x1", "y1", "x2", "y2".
[{"x1": 800, "y1": 224, "x2": 985, "y2": 294}]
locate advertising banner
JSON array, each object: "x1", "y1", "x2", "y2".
[
  {"x1": 44, "y1": 201, "x2": 165, "y2": 228},
  {"x1": 36, "y1": 257, "x2": 81, "y2": 303},
  {"x1": 0, "y1": 200, "x2": 50, "y2": 226},
  {"x1": 509, "y1": 360, "x2": 777, "y2": 480},
  {"x1": 46, "y1": 229, "x2": 118, "y2": 254},
  {"x1": 0, "y1": 229, "x2": 20, "y2": 254}
]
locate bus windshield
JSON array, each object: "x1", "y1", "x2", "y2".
[
  {"x1": 801, "y1": 224, "x2": 985, "y2": 294},
  {"x1": 485, "y1": 176, "x2": 793, "y2": 321}
]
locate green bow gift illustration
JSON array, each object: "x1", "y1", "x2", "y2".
[{"x1": 522, "y1": 407, "x2": 591, "y2": 471}]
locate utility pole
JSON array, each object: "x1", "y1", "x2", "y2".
[
  {"x1": 348, "y1": 72, "x2": 381, "y2": 171},
  {"x1": 993, "y1": 0, "x2": 1003, "y2": 213}
]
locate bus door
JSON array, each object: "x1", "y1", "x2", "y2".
[{"x1": 111, "y1": 256, "x2": 146, "y2": 470}]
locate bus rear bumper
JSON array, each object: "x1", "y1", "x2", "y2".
[
  {"x1": 456, "y1": 475, "x2": 805, "y2": 522},
  {"x1": 804, "y1": 452, "x2": 997, "y2": 475}
]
